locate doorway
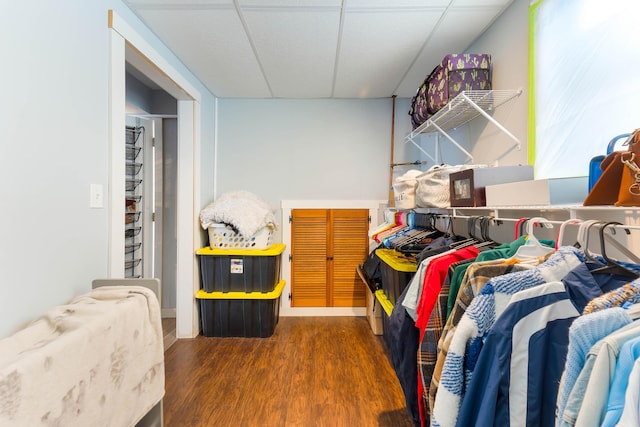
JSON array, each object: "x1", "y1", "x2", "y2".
[{"x1": 109, "y1": 10, "x2": 202, "y2": 338}]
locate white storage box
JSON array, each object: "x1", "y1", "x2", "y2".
[
  {"x1": 208, "y1": 223, "x2": 274, "y2": 249},
  {"x1": 449, "y1": 165, "x2": 534, "y2": 207},
  {"x1": 485, "y1": 177, "x2": 588, "y2": 207}
]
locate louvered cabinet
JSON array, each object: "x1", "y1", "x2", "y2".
[{"x1": 290, "y1": 209, "x2": 369, "y2": 307}]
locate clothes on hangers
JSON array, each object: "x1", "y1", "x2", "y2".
[
  {"x1": 421, "y1": 237, "x2": 555, "y2": 425},
  {"x1": 418, "y1": 258, "x2": 537, "y2": 424},
  {"x1": 416, "y1": 258, "x2": 470, "y2": 425},
  {"x1": 564, "y1": 285, "x2": 640, "y2": 427},
  {"x1": 403, "y1": 245, "x2": 456, "y2": 322},
  {"x1": 455, "y1": 262, "x2": 608, "y2": 427},
  {"x1": 560, "y1": 319, "x2": 640, "y2": 427},
  {"x1": 411, "y1": 247, "x2": 481, "y2": 426},
  {"x1": 444, "y1": 235, "x2": 556, "y2": 320},
  {"x1": 372, "y1": 213, "x2": 640, "y2": 427},
  {"x1": 414, "y1": 248, "x2": 481, "y2": 333},
  {"x1": 427, "y1": 258, "x2": 542, "y2": 416},
  {"x1": 615, "y1": 356, "x2": 640, "y2": 426},
  {"x1": 555, "y1": 307, "x2": 636, "y2": 427},
  {"x1": 390, "y1": 245, "x2": 480, "y2": 427},
  {"x1": 403, "y1": 234, "x2": 472, "y2": 321},
  {"x1": 431, "y1": 246, "x2": 586, "y2": 427},
  {"x1": 598, "y1": 333, "x2": 640, "y2": 426}
]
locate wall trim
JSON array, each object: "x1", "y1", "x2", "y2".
[{"x1": 108, "y1": 10, "x2": 202, "y2": 339}]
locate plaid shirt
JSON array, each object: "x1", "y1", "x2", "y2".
[
  {"x1": 417, "y1": 259, "x2": 466, "y2": 426},
  {"x1": 428, "y1": 259, "x2": 540, "y2": 413}
]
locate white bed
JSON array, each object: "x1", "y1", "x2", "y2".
[{"x1": 0, "y1": 279, "x2": 165, "y2": 427}]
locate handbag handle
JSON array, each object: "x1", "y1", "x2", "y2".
[{"x1": 607, "y1": 133, "x2": 632, "y2": 154}]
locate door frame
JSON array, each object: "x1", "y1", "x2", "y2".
[
  {"x1": 108, "y1": 10, "x2": 202, "y2": 338},
  {"x1": 281, "y1": 199, "x2": 386, "y2": 317}
]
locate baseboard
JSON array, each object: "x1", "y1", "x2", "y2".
[
  {"x1": 279, "y1": 307, "x2": 367, "y2": 317},
  {"x1": 161, "y1": 308, "x2": 176, "y2": 318}
]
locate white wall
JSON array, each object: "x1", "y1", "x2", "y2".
[
  {"x1": 215, "y1": 97, "x2": 420, "y2": 237},
  {"x1": 467, "y1": 0, "x2": 530, "y2": 166},
  {"x1": 0, "y1": 0, "x2": 215, "y2": 338}
]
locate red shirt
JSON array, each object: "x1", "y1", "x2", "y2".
[{"x1": 415, "y1": 246, "x2": 479, "y2": 339}]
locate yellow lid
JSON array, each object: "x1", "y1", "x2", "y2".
[
  {"x1": 375, "y1": 249, "x2": 417, "y2": 273},
  {"x1": 374, "y1": 290, "x2": 394, "y2": 317},
  {"x1": 196, "y1": 280, "x2": 285, "y2": 300},
  {"x1": 197, "y1": 243, "x2": 286, "y2": 256}
]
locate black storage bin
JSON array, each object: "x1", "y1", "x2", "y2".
[
  {"x1": 196, "y1": 280, "x2": 284, "y2": 338},
  {"x1": 375, "y1": 289, "x2": 394, "y2": 351},
  {"x1": 197, "y1": 244, "x2": 284, "y2": 293},
  {"x1": 376, "y1": 249, "x2": 417, "y2": 306}
]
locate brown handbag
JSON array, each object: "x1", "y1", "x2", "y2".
[
  {"x1": 616, "y1": 152, "x2": 640, "y2": 206},
  {"x1": 584, "y1": 129, "x2": 640, "y2": 206}
]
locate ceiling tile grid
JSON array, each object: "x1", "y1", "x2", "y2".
[
  {"x1": 242, "y1": 8, "x2": 341, "y2": 98},
  {"x1": 125, "y1": 0, "x2": 514, "y2": 98},
  {"x1": 334, "y1": 9, "x2": 444, "y2": 98}
]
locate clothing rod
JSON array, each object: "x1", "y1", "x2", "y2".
[
  {"x1": 432, "y1": 213, "x2": 640, "y2": 232},
  {"x1": 391, "y1": 160, "x2": 427, "y2": 167}
]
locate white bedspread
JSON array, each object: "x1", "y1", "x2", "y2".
[
  {"x1": 0, "y1": 286, "x2": 164, "y2": 427},
  {"x1": 199, "y1": 190, "x2": 277, "y2": 238}
]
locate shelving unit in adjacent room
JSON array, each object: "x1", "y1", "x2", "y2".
[{"x1": 125, "y1": 125, "x2": 144, "y2": 278}]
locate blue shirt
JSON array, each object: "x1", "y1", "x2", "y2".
[{"x1": 601, "y1": 335, "x2": 640, "y2": 426}]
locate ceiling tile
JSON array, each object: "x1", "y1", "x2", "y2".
[
  {"x1": 346, "y1": 0, "x2": 450, "y2": 8},
  {"x1": 135, "y1": 9, "x2": 271, "y2": 97},
  {"x1": 334, "y1": 9, "x2": 443, "y2": 98},
  {"x1": 452, "y1": 0, "x2": 513, "y2": 7},
  {"x1": 238, "y1": 0, "x2": 342, "y2": 7},
  {"x1": 243, "y1": 9, "x2": 341, "y2": 97},
  {"x1": 127, "y1": 0, "x2": 233, "y2": 6}
]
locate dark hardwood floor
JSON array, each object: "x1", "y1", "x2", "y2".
[{"x1": 163, "y1": 316, "x2": 412, "y2": 427}]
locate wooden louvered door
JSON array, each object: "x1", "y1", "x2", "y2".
[
  {"x1": 291, "y1": 209, "x2": 328, "y2": 307},
  {"x1": 291, "y1": 209, "x2": 368, "y2": 307}
]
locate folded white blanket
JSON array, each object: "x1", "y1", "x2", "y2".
[
  {"x1": 199, "y1": 190, "x2": 277, "y2": 238},
  {"x1": 0, "y1": 286, "x2": 164, "y2": 427}
]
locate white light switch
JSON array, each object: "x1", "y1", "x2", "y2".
[{"x1": 90, "y1": 184, "x2": 104, "y2": 208}]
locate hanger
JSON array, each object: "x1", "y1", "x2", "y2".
[
  {"x1": 590, "y1": 222, "x2": 640, "y2": 279},
  {"x1": 555, "y1": 219, "x2": 583, "y2": 250},
  {"x1": 510, "y1": 216, "x2": 556, "y2": 259},
  {"x1": 602, "y1": 229, "x2": 640, "y2": 264},
  {"x1": 477, "y1": 216, "x2": 499, "y2": 249},
  {"x1": 580, "y1": 220, "x2": 606, "y2": 264},
  {"x1": 450, "y1": 216, "x2": 481, "y2": 249},
  {"x1": 514, "y1": 217, "x2": 529, "y2": 240}
]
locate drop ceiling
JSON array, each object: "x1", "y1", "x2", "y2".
[{"x1": 123, "y1": 0, "x2": 514, "y2": 99}]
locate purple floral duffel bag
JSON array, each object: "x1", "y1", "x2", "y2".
[
  {"x1": 426, "y1": 53, "x2": 492, "y2": 115},
  {"x1": 408, "y1": 79, "x2": 430, "y2": 130}
]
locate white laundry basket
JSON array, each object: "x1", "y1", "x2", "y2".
[{"x1": 207, "y1": 223, "x2": 274, "y2": 249}]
